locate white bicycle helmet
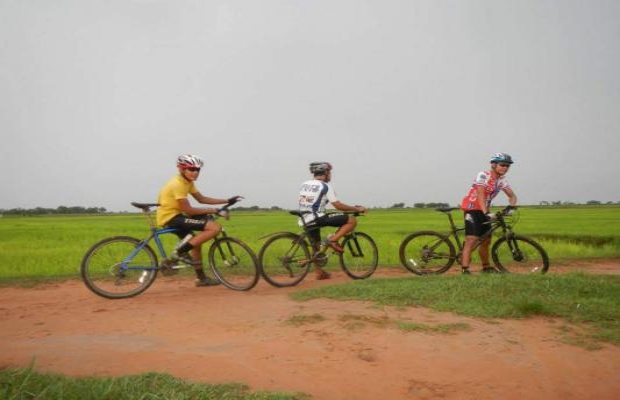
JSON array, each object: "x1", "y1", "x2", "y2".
[{"x1": 177, "y1": 154, "x2": 204, "y2": 169}]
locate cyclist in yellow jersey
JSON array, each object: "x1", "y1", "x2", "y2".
[{"x1": 157, "y1": 154, "x2": 243, "y2": 287}]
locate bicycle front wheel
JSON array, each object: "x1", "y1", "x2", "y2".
[
  {"x1": 492, "y1": 235, "x2": 550, "y2": 274},
  {"x1": 339, "y1": 232, "x2": 378, "y2": 279},
  {"x1": 81, "y1": 236, "x2": 158, "y2": 299},
  {"x1": 398, "y1": 231, "x2": 456, "y2": 275},
  {"x1": 259, "y1": 233, "x2": 311, "y2": 287},
  {"x1": 209, "y1": 237, "x2": 260, "y2": 291}
]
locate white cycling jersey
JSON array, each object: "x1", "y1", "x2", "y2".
[{"x1": 298, "y1": 179, "x2": 339, "y2": 225}]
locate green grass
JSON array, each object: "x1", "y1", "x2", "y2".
[
  {"x1": 291, "y1": 272, "x2": 620, "y2": 347},
  {"x1": 0, "y1": 206, "x2": 618, "y2": 397},
  {"x1": 0, "y1": 205, "x2": 619, "y2": 280},
  {"x1": 0, "y1": 366, "x2": 309, "y2": 400}
]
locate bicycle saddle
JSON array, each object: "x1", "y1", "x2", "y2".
[
  {"x1": 131, "y1": 202, "x2": 160, "y2": 211},
  {"x1": 289, "y1": 210, "x2": 311, "y2": 217}
]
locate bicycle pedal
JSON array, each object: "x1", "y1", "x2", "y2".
[{"x1": 314, "y1": 252, "x2": 328, "y2": 267}]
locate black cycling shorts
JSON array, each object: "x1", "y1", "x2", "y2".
[
  {"x1": 165, "y1": 214, "x2": 214, "y2": 239},
  {"x1": 464, "y1": 210, "x2": 491, "y2": 237},
  {"x1": 304, "y1": 213, "x2": 350, "y2": 244}
]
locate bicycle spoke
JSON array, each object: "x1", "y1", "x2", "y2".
[
  {"x1": 340, "y1": 232, "x2": 378, "y2": 279},
  {"x1": 399, "y1": 231, "x2": 456, "y2": 275},
  {"x1": 259, "y1": 233, "x2": 311, "y2": 287},
  {"x1": 209, "y1": 237, "x2": 259, "y2": 291},
  {"x1": 492, "y1": 236, "x2": 550, "y2": 274},
  {"x1": 81, "y1": 236, "x2": 158, "y2": 299}
]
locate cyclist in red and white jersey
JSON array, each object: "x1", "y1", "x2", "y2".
[
  {"x1": 298, "y1": 162, "x2": 367, "y2": 280},
  {"x1": 460, "y1": 153, "x2": 518, "y2": 274}
]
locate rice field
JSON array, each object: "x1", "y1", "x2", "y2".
[{"x1": 0, "y1": 205, "x2": 618, "y2": 280}]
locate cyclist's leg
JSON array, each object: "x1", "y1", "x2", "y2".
[
  {"x1": 166, "y1": 215, "x2": 221, "y2": 284},
  {"x1": 461, "y1": 211, "x2": 489, "y2": 273},
  {"x1": 478, "y1": 236, "x2": 492, "y2": 267},
  {"x1": 318, "y1": 213, "x2": 356, "y2": 243},
  {"x1": 303, "y1": 224, "x2": 334, "y2": 278},
  {"x1": 304, "y1": 224, "x2": 322, "y2": 252}
]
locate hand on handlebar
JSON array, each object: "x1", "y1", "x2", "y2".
[
  {"x1": 503, "y1": 205, "x2": 518, "y2": 215},
  {"x1": 216, "y1": 208, "x2": 230, "y2": 220},
  {"x1": 227, "y1": 195, "x2": 244, "y2": 206}
]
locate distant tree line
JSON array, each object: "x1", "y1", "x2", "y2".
[
  {"x1": 0, "y1": 206, "x2": 107, "y2": 216},
  {"x1": 232, "y1": 205, "x2": 283, "y2": 211},
  {"x1": 539, "y1": 200, "x2": 619, "y2": 206},
  {"x1": 0, "y1": 205, "x2": 281, "y2": 216},
  {"x1": 390, "y1": 202, "x2": 451, "y2": 209},
  {"x1": 2, "y1": 201, "x2": 619, "y2": 216}
]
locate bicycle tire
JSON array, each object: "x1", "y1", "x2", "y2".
[
  {"x1": 398, "y1": 231, "x2": 456, "y2": 275},
  {"x1": 258, "y1": 233, "x2": 311, "y2": 287},
  {"x1": 339, "y1": 232, "x2": 378, "y2": 279},
  {"x1": 492, "y1": 235, "x2": 550, "y2": 274},
  {"x1": 81, "y1": 236, "x2": 158, "y2": 299},
  {"x1": 209, "y1": 237, "x2": 260, "y2": 291}
]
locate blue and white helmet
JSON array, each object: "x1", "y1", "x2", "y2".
[
  {"x1": 177, "y1": 154, "x2": 204, "y2": 169},
  {"x1": 490, "y1": 153, "x2": 514, "y2": 164}
]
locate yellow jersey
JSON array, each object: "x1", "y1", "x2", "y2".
[{"x1": 156, "y1": 175, "x2": 198, "y2": 226}]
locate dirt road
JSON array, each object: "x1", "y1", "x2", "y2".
[{"x1": 1, "y1": 261, "x2": 619, "y2": 400}]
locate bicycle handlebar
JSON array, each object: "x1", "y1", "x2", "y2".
[
  {"x1": 497, "y1": 205, "x2": 517, "y2": 216},
  {"x1": 130, "y1": 201, "x2": 237, "y2": 217}
]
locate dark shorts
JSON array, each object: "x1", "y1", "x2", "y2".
[
  {"x1": 305, "y1": 213, "x2": 350, "y2": 244},
  {"x1": 165, "y1": 214, "x2": 214, "y2": 239},
  {"x1": 464, "y1": 210, "x2": 491, "y2": 237}
]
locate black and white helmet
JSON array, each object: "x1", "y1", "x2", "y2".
[
  {"x1": 177, "y1": 154, "x2": 204, "y2": 169},
  {"x1": 309, "y1": 161, "x2": 333, "y2": 175}
]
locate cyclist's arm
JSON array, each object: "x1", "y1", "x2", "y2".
[
  {"x1": 331, "y1": 200, "x2": 366, "y2": 213},
  {"x1": 177, "y1": 190, "x2": 228, "y2": 216},
  {"x1": 503, "y1": 187, "x2": 517, "y2": 207},
  {"x1": 190, "y1": 191, "x2": 229, "y2": 206},
  {"x1": 475, "y1": 186, "x2": 489, "y2": 214}
]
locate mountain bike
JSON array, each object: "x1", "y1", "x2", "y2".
[
  {"x1": 258, "y1": 211, "x2": 378, "y2": 287},
  {"x1": 399, "y1": 206, "x2": 549, "y2": 275},
  {"x1": 81, "y1": 202, "x2": 260, "y2": 299}
]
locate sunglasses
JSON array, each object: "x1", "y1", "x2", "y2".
[
  {"x1": 184, "y1": 167, "x2": 201, "y2": 172},
  {"x1": 498, "y1": 163, "x2": 511, "y2": 168}
]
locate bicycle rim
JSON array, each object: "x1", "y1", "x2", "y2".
[
  {"x1": 80, "y1": 236, "x2": 158, "y2": 299},
  {"x1": 209, "y1": 237, "x2": 260, "y2": 291},
  {"x1": 398, "y1": 231, "x2": 456, "y2": 275},
  {"x1": 259, "y1": 233, "x2": 311, "y2": 287},
  {"x1": 340, "y1": 232, "x2": 378, "y2": 279},
  {"x1": 492, "y1": 235, "x2": 550, "y2": 274}
]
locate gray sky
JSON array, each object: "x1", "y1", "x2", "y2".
[{"x1": 1, "y1": 0, "x2": 619, "y2": 212}]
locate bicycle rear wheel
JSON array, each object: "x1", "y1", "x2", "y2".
[
  {"x1": 209, "y1": 237, "x2": 260, "y2": 291},
  {"x1": 259, "y1": 233, "x2": 311, "y2": 287},
  {"x1": 81, "y1": 236, "x2": 158, "y2": 299},
  {"x1": 340, "y1": 232, "x2": 378, "y2": 279},
  {"x1": 398, "y1": 231, "x2": 456, "y2": 275},
  {"x1": 492, "y1": 235, "x2": 550, "y2": 274}
]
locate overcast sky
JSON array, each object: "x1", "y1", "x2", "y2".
[{"x1": 1, "y1": 0, "x2": 619, "y2": 212}]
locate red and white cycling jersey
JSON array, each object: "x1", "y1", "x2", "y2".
[{"x1": 461, "y1": 170, "x2": 510, "y2": 211}]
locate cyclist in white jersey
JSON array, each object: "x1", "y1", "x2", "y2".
[{"x1": 298, "y1": 162, "x2": 367, "y2": 279}]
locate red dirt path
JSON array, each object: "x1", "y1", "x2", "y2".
[{"x1": 1, "y1": 260, "x2": 619, "y2": 400}]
